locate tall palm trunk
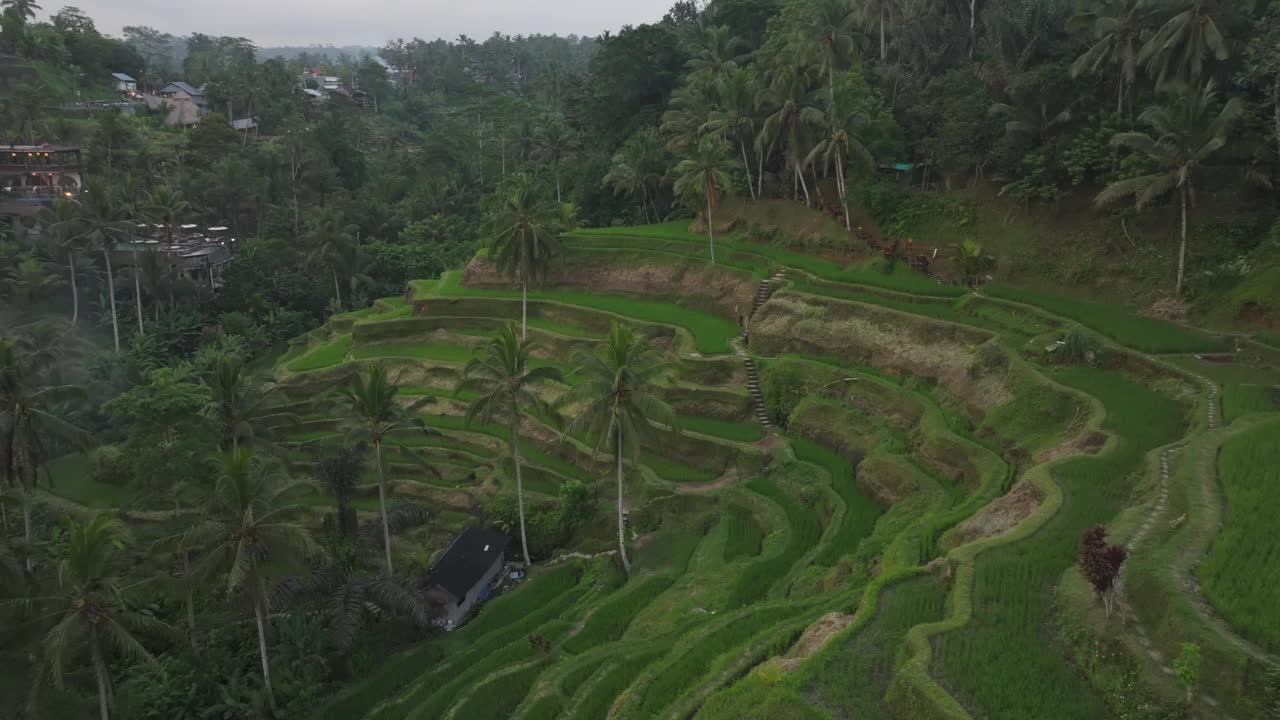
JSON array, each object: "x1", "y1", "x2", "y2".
[
  {"x1": 176, "y1": 497, "x2": 199, "y2": 654},
  {"x1": 90, "y1": 624, "x2": 111, "y2": 720},
  {"x1": 103, "y1": 248, "x2": 120, "y2": 352},
  {"x1": 615, "y1": 427, "x2": 630, "y2": 575},
  {"x1": 880, "y1": 7, "x2": 888, "y2": 62},
  {"x1": 795, "y1": 160, "x2": 812, "y2": 206},
  {"x1": 555, "y1": 171, "x2": 562, "y2": 204},
  {"x1": 705, "y1": 191, "x2": 717, "y2": 266},
  {"x1": 67, "y1": 251, "x2": 79, "y2": 326},
  {"x1": 511, "y1": 416, "x2": 531, "y2": 566},
  {"x1": 374, "y1": 439, "x2": 394, "y2": 575},
  {"x1": 1176, "y1": 184, "x2": 1188, "y2": 296},
  {"x1": 21, "y1": 487, "x2": 33, "y2": 571},
  {"x1": 1117, "y1": 72, "x2": 1125, "y2": 115},
  {"x1": 251, "y1": 572, "x2": 279, "y2": 717},
  {"x1": 131, "y1": 246, "x2": 145, "y2": 335},
  {"x1": 836, "y1": 155, "x2": 851, "y2": 230},
  {"x1": 521, "y1": 282, "x2": 528, "y2": 341},
  {"x1": 332, "y1": 268, "x2": 343, "y2": 307},
  {"x1": 739, "y1": 139, "x2": 755, "y2": 202}
]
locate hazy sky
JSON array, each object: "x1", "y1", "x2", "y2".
[{"x1": 40, "y1": 0, "x2": 675, "y2": 47}]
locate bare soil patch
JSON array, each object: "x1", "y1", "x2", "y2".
[
  {"x1": 773, "y1": 612, "x2": 855, "y2": 672},
  {"x1": 946, "y1": 481, "x2": 1044, "y2": 547},
  {"x1": 1033, "y1": 430, "x2": 1107, "y2": 465}
]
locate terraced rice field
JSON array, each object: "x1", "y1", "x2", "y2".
[{"x1": 276, "y1": 220, "x2": 1275, "y2": 719}]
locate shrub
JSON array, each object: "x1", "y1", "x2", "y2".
[
  {"x1": 90, "y1": 445, "x2": 131, "y2": 486},
  {"x1": 1059, "y1": 325, "x2": 1099, "y2": 365}
]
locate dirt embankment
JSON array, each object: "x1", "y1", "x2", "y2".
[
  {"x1": 944, "y1": 481, "x2": 1044, "y2": 548},
  {"x1": 462, "y1": 257, "x2": 755, "y2": 318},
  {"x1": 771, "y1": 612, "x2": 856, "y2": 672}
]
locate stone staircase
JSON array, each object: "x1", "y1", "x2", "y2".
[{"x1": 738, "y1": 269, "x2": 787, "y2": 432}]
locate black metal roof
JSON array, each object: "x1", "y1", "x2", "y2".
[{"x1": 426, "y1": 528, "x2": 509, "y2": 602}]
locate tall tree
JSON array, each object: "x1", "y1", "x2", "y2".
[
  {"x1": 672, "y1": 135, "x2": 736, "y2": 265},
  {"x1": 1096, "y1": 80, "x2": 1242, "y2": 295},
  {"x1": 704, "y1": 67, "x2": 762, "y2": 201},
  {"x1": 854, "y1": 0, "x2": 895, "y2": 62},
  {"x1": 0, "y1": 339, "x2": 90, "y2": 566},
  {"x1": 143, "y1": 185, "x2": 190, "y2": 246},
  {"x1": 38, "y1": 200, "x2": 85, "y2": 327},
  {"x1": 1068, "y1": 0, "x2": 1158, "y2": 114},
  {"x1": 459, "y1": 323, "x2": 563, "y2": 566},
  {"x1": 202, "y1": 354, "x2": 295, "y2": 452},
  {"x1": 39, "y1": 515, "x2": 169, "y2": 720},
  {"x1": 561, "y1": 323, "x2": 677, "y2": 574},
  {"x1": 337, "y1": 364, "x2": 434, "y2": 575},
  {"x1": 182, "y1": 451, "x2": 316, "y2": 717},
  {"x1": 532, "y1": 116, "x2": 579, "y2": 203},
  {"x1": 304, "y1": 210, "x2": 358, "y2": 308},
  {"x1": 73, "y1": 186, "x2": 130, "y2": 352},
  {"x1": 807, "y1": 0, "x2": 863, "y2": 107},
  {"x1": 1139, "y1": 0, "x2": 1234, "y2": 87},
  {"x1": 487, "y1": 173, "x2": 561, "y2": 340}
]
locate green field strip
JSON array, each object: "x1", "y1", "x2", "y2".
[
  {"x1": 412, "y1": 271, "x2": 740, "y2": 355},
  {"x1": 723, "y1": 476, "x2": 823, "y2": 610},
  {"x1": 792, "y1": 438, "x2": 883, "y2": 567},
  {"x1": 320, "y1": 564, "x2": 582, "y2": 719},
  {"x1": 1200, "y1": 416, "x2": 1280, "y2": 653},
  {"x1": 929, "y1": 367, "x2": 1185, "y2": 720},
  {"x1": 803, "y1": 574, "x2": 948, "y2": 718},
  {"x1": 287, "y1": 333, "x2": 353, "y2": 372}
]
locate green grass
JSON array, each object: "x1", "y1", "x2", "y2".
[
  {"x1": 351, "y1": 342, "x2": 475, "y2": 363},
  {"x1": 1200, "y1": 417, "x2": 1280, "y2": 653},
  {"x1": 570, "y1": 649, "x2": 666, "y2": 720},
  {"x1": 802, "y1": 575, "x2": 948, "y2": 717},
  {"x1": 426, "y1": 271, "x2": 740, "y2": 354},
  {"x1": 985, "y1": 285, "x2": 1221, "y2": 353},
  {"x1": 641, "y1": 451, "x2": 719, "y2": 483},
  {"x1": 519, "y1": 694, "x2": 564, "y2": 720},
  {"x1": 931, "y1": 367, "x2": 1186, "y2": 720},
  {"x1": 793, "y1": 438, "x2": 883, "y2": 567},
  {"x1": 448, "y1": 662, "x2": 544, "y2": 720},
  {"x1": 562, "y1": 574, "x2": 680, "y2": 654},
  {"x1": 43, "y1": 454, "x2": 140, "y2": 508},
  {"x1": 724, "y1": 475, "x2": 822, "y2": 609},
  {"x1": 680, "y1": 415, "x2": 767, "y2": 443},
  {"x1": 287, "y1": 334, "x2": 352, "y2": 372},
  {"x1": 630, "y1": 605, "x2": 804, "y2": 717},
  {"x1": 723, "y1": 507, "x2": 765, "y2": 562},
  {"x1": 1221, "y1": 383, "x2": 1278, "y2": 423}
]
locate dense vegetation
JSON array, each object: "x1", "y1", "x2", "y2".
[{"x1": 3, "y1": 0, "x2": 1280, "y2": 718}]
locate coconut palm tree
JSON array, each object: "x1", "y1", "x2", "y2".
[
  {"x1": 0, "y1": 339, "x2": 90, "y2": 565},
  {"x1": 604, "y1": 128, "x2": 668, "y2": 224},
  {"x1": 1, "y1": 0, "x2": 39, "y2": 23},
  {"x1": 487, "y1": 174, "x2": 560, "y2": 340},
  {"x1": 73, "y1": 186, "x2": 130, "y2": 352},
  {"x1": 807, "y1": 0, "x2": 864, "y2": 107},
  {"x1": 305, "y1": 210, "x2": 358, "y2": 308},
  {"x1": 807, "y1": 96, "x2": 876, "y2": 231},
  {"x1": 181, "y1": 451, "x2": 317, "y2": 718},
  {"x1": 336, "y1": 364, "x2": 435, "y2": 575},
  {"x1": 202, "y1": 354, "x2": 297, "y2": 452},
  {"x1": 688, "y1": 25, "x2": 745, "y2": 80},
  {"x1": 561, "y1": 323, "x2": 677, "y2": 574},
  {"x1": 672, "y1": 136, "x2": 736, "y2": 265},
  {"x1": 757, "y1": 61, "x2": 825, "y2": 206},
  {"x1": 143, "y1": 185, "x2": 189, "y2": 246},
  {"x1": 854, "y1": 0, "x2": 896, "y2": 62},
  {"x1": 1096, "y1": 80, "x2": 1242, "y2": 295},
  {"x1": 1068, "y1": 0, "x2": 1159, "y2": 114},
  {"x1": 1139, "y1": 0, "x2": 1234, "y2": 87},
  {"x1": 38, "y1": 199, "x2": 85, "y2": 326},
  {"x1": 704, "y1": 68, "x2": 762, "y2": 201},
  {"x1": 459, "y1": 323, "x2": 563, "y2": 566},
  {"x1": 38, "y1": 515, "x2": 170, "y2": 720},
  {"x1": 532, "y1": 116, "x2": 579, "y2": 203}
]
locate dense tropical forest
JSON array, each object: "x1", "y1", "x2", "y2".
[{"x1": 2, "y1": 0, "x2": 1280, "y2": 718}]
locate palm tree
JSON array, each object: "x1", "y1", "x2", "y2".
[
  {"x1": 1139, "y1": 0, "x2": 1232, "y2": 87},
  {"x1": 314, "y1": 442, "x2": 366, "y2": 538},
  {"x1": 459, "y1": 324, "x2": 563, "y2": 566},
  {"x1": 855, "y1": 0, "x2": 896, "y2": 62},
  {"x1": 39, "y1": 515, "x2": 169, "y2": 720},
  {"x1": 561, "y1": 323, "x2": 677, "y2": 574},
  {"x1": 487, "y1": 174, "x2": 561, "y2": 340},
  {"x1": 689, "y1": 25, "x2": 745, "y2": 79},
  {"x1": 74, "y1": 186, "x2": 130, "y2": 352},
  {"x1": 143, "y1": 185, "x2": 190, "y2": 246},
  {"x1": 808, "y1": 0, "x2": 863, "y2": 107},
  {"x1": 0, "y1": 339, "x2": 90, "y2": 565},
  {"x1": 1096, "y1": 81, "x2": 1242, "y2": 295},
  {"x1": 305, "y1": 210, "x2": 358, "y2": 308},
  {"x1": 0, "y1": 0, "x2": 40, "y2": 26},
  {"x1": 203, "y1": 354, "x2": 297, "y2": 452},
  {"x1": 532, "y1": 116, "x2": 579, "y2": 203},
  {"x1": 807, "y1": 95, "x2": 876, "y2": 231},
  {"x1": 1069, "y1": 0, "x2": 1158, "y2": 114},
  {"x1": 603, "y1": 128, "x2": 668, "y2": 224},
  {"x1": 672, "y1": 136, "x2": 736, "y2": 266},
  {"x1": 38, "y1": 200, "x2": 85, "y2": 326},
  {"x1": 182, "y1": 451, "x2": 316, "y2": 717},
  {"x1": 758, "y1": 62, "x2": 825, "y2": 206},
  {"x1": 704, "y1": 68, "x2": 762, "y2": 201},
  {"x1": 337, "y1": 364, "x2": 434, "y2": 575}
]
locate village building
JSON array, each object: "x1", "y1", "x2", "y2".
[
  {"x1": 0, "y1": 145, "x2": 83, "y2": 219},
  {"x1": 111, "y1": 72, "x2": 137, "y2": 94},
  {"x1": 424, "y1": 528, "x2": 510, "y2": 630}
]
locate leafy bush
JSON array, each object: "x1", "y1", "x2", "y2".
[
  {"x1": 1059, "y1": 325, "x2": 1100, "y2": 364},
  {"x1": 90, "y1": 445, "x2": 131, "y2": 486}
]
